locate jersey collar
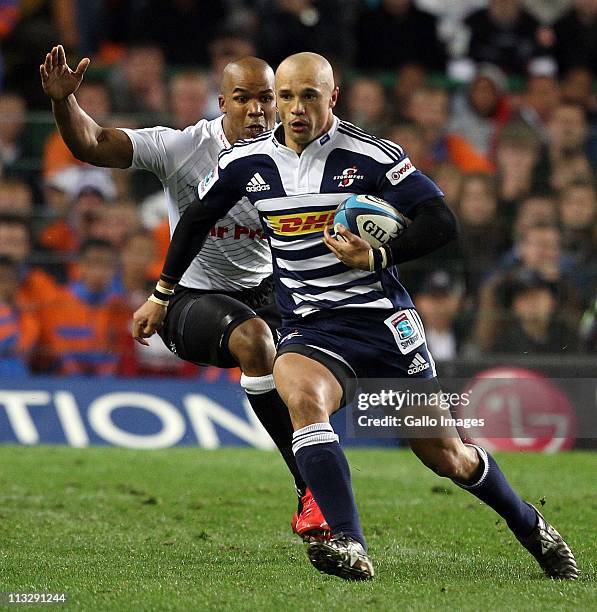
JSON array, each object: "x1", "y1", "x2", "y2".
[
  {"x1": 272, "y1": 116, "x2": 339, "y2": 153},
  {"x1": 215, "y1": 115, "x2": 231, "y2": 149},
  {"x1": 316, "y1": 115, "x2": 339, "y2": 147}
]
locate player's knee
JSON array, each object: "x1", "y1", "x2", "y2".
[
  {"x1": 228, "y1": 317, "x2": 275, "y2": 376},
  {"x1": 284, "y1": 387, "x2": 330, "y2": 429},
  {"x1": 274, "y1": 353, "x2": 342, "y2": 428}
]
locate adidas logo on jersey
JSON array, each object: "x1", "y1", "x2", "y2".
[
  {"x1": 246, "y1": 172, "x2": 271, "y2": 192},
  {"x1": 407, "y1": 353, "x2": 429, "y2": 375}
]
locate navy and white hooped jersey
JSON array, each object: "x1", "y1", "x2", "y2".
[
  {"x1": 119, "y1": 116, "x2": 271, "y2": 291},
  {"x1": 197, "y1": 116, "x2": 443, "y2": 321}
]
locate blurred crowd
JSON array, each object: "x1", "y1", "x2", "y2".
[{"x1": 0, "y1": 0, "x2": 596, "y2": 377}]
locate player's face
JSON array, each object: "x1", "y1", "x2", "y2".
[
  {"x1": 276, "y1": 74, "x2": 338, "y2": 154},
  {"x1": 219, "y1": 78, "x2": 276, "y2": 144}
]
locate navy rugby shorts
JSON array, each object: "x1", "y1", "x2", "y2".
[{"x1": 276, "y1": 308, "x2": 436, "y2": 399}]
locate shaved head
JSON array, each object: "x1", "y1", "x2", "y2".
[
  {"x1": 276, "y1": 52, "x2": 335, "y2": 93},
  {"x1": 221, "y1": 57, "x2": 274, "y2": 96},
  {"x1": 275, "y1": 53, "x2": 338, "y2": 154},
  {"x1": 218, "y1": 56, "x2": 276, "y2": 144}
]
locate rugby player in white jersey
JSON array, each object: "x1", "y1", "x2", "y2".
[
  {"x1": 141, "y1": 52, "x2": 578, "y2": 581},
  {"x1": 40, "y1": 45, "x2": 329, "y2": 539}
]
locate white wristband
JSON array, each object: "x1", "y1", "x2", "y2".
[
  {"x1": 155, "y1": 282, "x2": 175, "y2": 295},
  {"x1": 368, "y1": 249, "x2": 375, "y2": 272},
  {"x1": 148, "y1": 294, "x2": 169, "y2": 307}
]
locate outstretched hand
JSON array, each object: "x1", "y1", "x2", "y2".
[
  {"x1": 322, "y1": 225, "x2": 372, "y2": 270},
  {"x1": 40, "y1": 45, "x2": 90, "y2": 101}
]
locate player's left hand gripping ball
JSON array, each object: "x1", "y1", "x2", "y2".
[{"x1": 322, "y1": 224, "x2": 371, "y2": 270}]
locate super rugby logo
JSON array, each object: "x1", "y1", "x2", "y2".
[
  {"x1": 265, "y1": 210, "x2": 336, "y2": 235},
  {"x1": 384, "y1": 309, "x2": 425, "y2": 355},
  {"x1": 392, "y1": 312, "x2": 415, "y2": 340},
  {"x1": 334, "y1": 166, "x2": 364, "y2": 187},
  {"x1": 198, "y1": 167, "x2": 219, "y2": 198}
]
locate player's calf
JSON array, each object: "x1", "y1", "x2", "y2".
[
  {"x1": 412, "y1": 437, "x2": 538, "y2": 540},
  {"x1": 240, "y1": 371, "x2": 310, "y2": 512},
  {"x1": 422, "y1": 442, "x2": 579, "y2": 578},
  {"x1": 275, "y1": 353, "x2": 368, "y2": 565},
  {"x1": 232, "y1": 320, "x2": 313, "y2": 514},
  {"x1": 454, "y1": 444, "x2": 539, "y2": 539},
  {"x1": 291, "y1": 422, "x2": 365, "y2": 547},
  {"x1": 410, "y1": 436, "x2": 479, "y2": 481}
]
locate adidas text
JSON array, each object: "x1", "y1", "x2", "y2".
[
  {"x1": 247, "y1": 173, "x2": 271, "y2": 192},
  {"x1": 408, "y1": 353, "x2": 430, "y2": 375}
]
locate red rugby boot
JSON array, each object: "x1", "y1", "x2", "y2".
[{"x1": 291, "y1": 488, "x2": 331, "y2": 541}]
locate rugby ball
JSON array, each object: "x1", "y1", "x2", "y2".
[{"x1": 334, "y1": 194, "x2": 407, "y2": 249}]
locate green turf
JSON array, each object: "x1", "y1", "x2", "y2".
[{"x1": 0, "y1": 447, "x2": 595, "y2": 611}]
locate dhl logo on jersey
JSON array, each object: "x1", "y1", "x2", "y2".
[{"x1": 265, "y1": 210, "x2": 336, "y2": 235}]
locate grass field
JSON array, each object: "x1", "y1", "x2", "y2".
[{"x1": 0, "y1": 447, "x2": 595, "y2": 611}]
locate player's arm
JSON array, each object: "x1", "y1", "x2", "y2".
[
  {"x1": 376, "y1": 162, "x2": 458, "y2": 266},
  {"x1": 131, "y1": 195, "x2": 229, "y2": 345},
  {"x1": 132, "y1": 165, "x2": 241, "y2": 344},
  {"x1": 380, "y1": 196, "x2": 457, "y2": 266},
  {"x1": 40, "y1": 45, "x2": 133, "y2": 168},
  {"x1": 324, "y1": 157, "x2": 456, "y2": 271},
  {"x1": 324, "y1": 196, "x2": 456, "y2": 270},
  {"x1": 159, "y1": 199, "x2": 223, "y2": 286}
]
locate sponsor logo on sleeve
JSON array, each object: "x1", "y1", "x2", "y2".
[
  {"x1": 386, "y1": 157, "x2": 416, "y2": 185},
  {"x1": 198, "y1": 167, "x2": 219, "y2": 199}
]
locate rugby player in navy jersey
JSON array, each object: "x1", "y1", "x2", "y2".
[
  {"x1": 141, "y1": 52, "x2": 578, "y2": 581},
  {"x1": 41, "y1": 45, "x2": 329, "y2": 540}
]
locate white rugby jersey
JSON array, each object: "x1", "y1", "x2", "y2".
[
  {"x1": 120, "y1": 116, "x2": 272, "y2": 290},
  {"x1": 189, "y1": 117, "x2": 443, "y2": 321}
]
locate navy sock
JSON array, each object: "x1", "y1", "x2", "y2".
[
  {"x1": 242, "y1": 374, "x2": 306, "y2": 496},
  {"x1": 293, "y1": 423, "x2": 366, "y2": 548},
  {"x1": 458, "y1": 444, "x2": 538, "y2": 538}
]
